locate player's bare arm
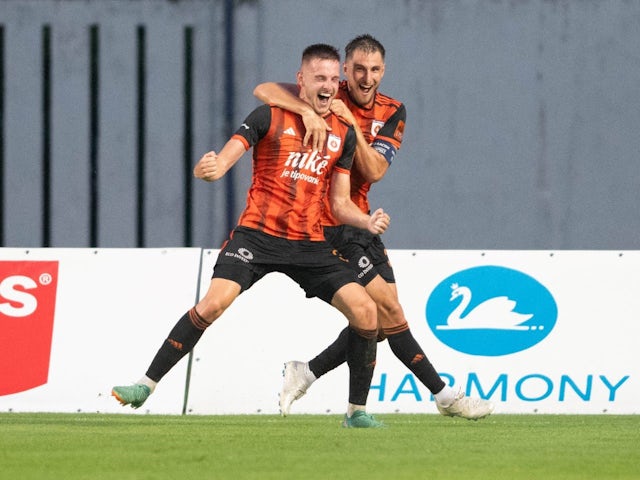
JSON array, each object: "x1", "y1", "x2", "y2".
[
  {"x1": 330, "y1": 100, "x2": 389, "y2": 184},
  {"x1": 193, "y1": 138, "x2": 246, "y2": 182},
  {"x1": 253, "y1": 82, "x2": 331, "y2": 152},
  {"x1": 329, "y1": 170, "x2": 390, "y2": 235}
]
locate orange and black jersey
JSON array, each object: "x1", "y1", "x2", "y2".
[
  {"x1": 323, "y1": 80, "x2": 406, "y2": 225},
  {"x1": 232, "y1": 104, "x2": 356, "y2": 241}
]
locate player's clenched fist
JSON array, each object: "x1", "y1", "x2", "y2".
[
  {"x1": 367, "y1": 208, "x2": 390, "y2": 235},
  {"x1": 194, "y1": 151, "x2": 219, "y2": 182}
]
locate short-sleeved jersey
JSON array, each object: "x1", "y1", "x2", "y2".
[
  {"x1": 322, "y1": 80, "x2": 406, "y2": 226},
  {"x1": 232, "y1": 104, "x2": 356, "y2": 241}
]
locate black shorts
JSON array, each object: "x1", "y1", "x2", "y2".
[
  {"x1": 323, "y1": 224, "x2": 396, "y2": 286},
  {"x1": 212, "y1": 226, "x2": 358, "y2": 304}
]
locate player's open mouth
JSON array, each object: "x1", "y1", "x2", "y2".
[{"x1": 318, "y1": 92, "x2": 332, "y2": 104}]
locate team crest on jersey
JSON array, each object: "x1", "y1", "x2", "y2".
[
  {"x1": 371, "y1": 120, "x2": 385, "y2": 137},
  {"x1": 327, "y1": 134, "x2": 341, "y2": 152}
]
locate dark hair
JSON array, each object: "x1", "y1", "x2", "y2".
[
  {"x1": 301, "y1": 43, "x2": 341, "y2": 63},
  {"x1": 345, "y1": 34, "x2": 385, "y2": 61}
]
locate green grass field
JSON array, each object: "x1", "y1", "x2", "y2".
[{"x1": 1, "y1": 413, "x2": 638, "y2": 480}]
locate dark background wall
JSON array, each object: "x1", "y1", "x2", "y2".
[{"x1": 1, "y1": 0, "x2": 638, "y2": 250}]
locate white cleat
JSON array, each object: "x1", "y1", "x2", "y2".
[
  {"x1": 279, "y1": 361, "x2": 313, "y2": 416},
  {"x1": 437, "y1": 388, "x2": 494, "y2": 420}
]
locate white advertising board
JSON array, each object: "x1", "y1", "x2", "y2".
[
  {"x1": 0, "y1": 248, "x2": 202, "y2": 414},
  {"x1": 1, "y1": 248, "x2": 637, "y2": 415},
  {"x1": 187, "y1": 250, "x2": 639, "y2": 415}
]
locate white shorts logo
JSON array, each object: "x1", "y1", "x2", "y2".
[
  {"x1": 224, "y1": 248, "x2": 254, "y2": 263},
  {"x1": 356, "y1": 256, "x2": 374, "y2": 279},
  {"x1": 238, "y1": 248, "x2": 254, "y2": 260},
  {"x1": 358, "y1": 256, "x2": 371, "y2": 269}
]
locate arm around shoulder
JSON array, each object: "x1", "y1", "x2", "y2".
[{"x1": 254, "y1": 82, "x2": 330, "y2": 151}]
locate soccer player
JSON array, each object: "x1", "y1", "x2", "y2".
[
  {"x1": 112, "y1": 43, "x2": 391, "y2": 428},
  {"x1": 254, "y1": 34, "x2": 494, "y2": 419}
]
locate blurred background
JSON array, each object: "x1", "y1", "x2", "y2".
[{"x1": 1, "y1": 0, "x2": 638, "y2": 250}]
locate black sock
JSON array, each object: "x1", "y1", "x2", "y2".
[
  {"x1": 145, "y1": 308, "x2": 209, "y2": 382},
  {"x1": 346, "y1": 327, "x2": 377, "y2": 406},
  {"x1": 308, "y1": 327, "x2": 349, "y2": 378},
  {"x1": 387, "y1": 328, "x2": 445, "y2": 394}
]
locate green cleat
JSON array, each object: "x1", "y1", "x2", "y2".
[
  {"x1": 341, "y1": 410, "x2": 385, "y2": 428},
  {"x1": 112, "y1": 384, "x2": 151, "y2": 409}
]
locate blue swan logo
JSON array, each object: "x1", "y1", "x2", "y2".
[{"x1": 426, "y1": 266, "x2": 557, "y2": 356}]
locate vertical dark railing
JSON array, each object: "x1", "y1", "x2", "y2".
[
  {"x1": 136, "y1": 25, "x2": 146, "y2": 247},
  {"x1": 223, "y1": 0, "x2": 236, "y2": 236},
  {"x1": 182, "y1": 26, "x2": 196, "y2": 413},
  {"x1": 183, "y1": 26, "x2": 194, "y2": 247},
  {"x1": 42, "y1": 25, "x2": 52, "y2": 247},
  {"x1": 89, "y1": 24, "x2": 100, "y2": 247},
  {"x1": 0, "y1": 25, "x2": 4, "y2": 246}
]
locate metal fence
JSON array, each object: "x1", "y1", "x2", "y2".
[
  {"x1": 2, "y1": 0, "x2": 640, "y2": 250},
  {"x1": 1, "y1": 0, "x2": 233, "y2": 248}
]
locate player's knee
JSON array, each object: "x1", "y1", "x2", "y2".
[
  {"x1": 195, "y1": 297, "x2": 228, "y2": 325},
  {"x1": 352, "y1": 296, "x2": 377, "y2": 331},
  {"x1": 377, "y1": 298, "x2": 405, "y2": 327}
]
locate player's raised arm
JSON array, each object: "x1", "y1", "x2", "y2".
[
  {"x1": 193, "y1": 138, "x2": 246, "y2": 182},
  {"x1": 253, "y1": 82, "x2": 330, "y2": 152}
]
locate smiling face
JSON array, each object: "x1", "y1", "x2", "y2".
[
  {"x1": 297, "y1": 57, "x2": 341, "y2": 115},
  {"x1": 343, "y1": 49, "x2": 385, "y2": 108}
]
